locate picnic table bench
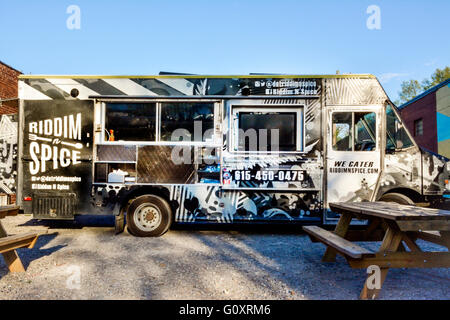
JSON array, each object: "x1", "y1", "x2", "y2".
[
  {"x1": 0, "y1": 206, "x2": 39, "y2": 273},
  {"x1": 303, "y1": 201, "x2": 450, "y2": 299}
]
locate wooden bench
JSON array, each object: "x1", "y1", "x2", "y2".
[
  {"x1": 303, "y1": 226, "x2": 373, "y2": 259},
  {"x1": 0, "y1": 206, "x2": 40, "y2": 273},
  {"x1": 0, "y1": 232, "x2": 39, "y2": 272},
  {"x1": 0, "y1": 206, "x2": 19, "y2": 219},
  {"x1": 0, "y1": 233, "x2": 39, "y2": 254}
]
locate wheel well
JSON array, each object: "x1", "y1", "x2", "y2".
[
  {"x1": 378, "y1": 188, "x2": 423, "y2": 203},
  {"x1": 119, "y1": 187, "x2": 176, "y2": 214}
]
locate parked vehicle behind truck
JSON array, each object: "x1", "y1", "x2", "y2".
[{"x1": 16, "y1": 74, "x2": 450, "y2": 236}]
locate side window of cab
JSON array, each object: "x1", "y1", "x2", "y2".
[{"x1": 332, "y1": 112, "x2": 377, "y2": 152}]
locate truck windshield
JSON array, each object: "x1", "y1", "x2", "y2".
[{"x1": 386, "y1": 104, "x2": 414, "y2": 150}]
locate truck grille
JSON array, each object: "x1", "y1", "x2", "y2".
[{"x1": 32, "y1": 193, "x2": 76, "y2": 220}]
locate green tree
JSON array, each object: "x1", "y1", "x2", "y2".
[
  {"x1": 398, "y1": 80, "x2": 422, "y2": 105},
  {"x1": 396, "y1": 66, "x2": 450, "y2": 105},
  {"x1": 421, "y1": 66, "x2": 450, "y2": 90}
]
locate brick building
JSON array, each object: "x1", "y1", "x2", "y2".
[
  {"x1": 0, "y1": 61, "x2": 21, "y2": 114},
  {"x1": 399, "y1": 79, "x2": 450, "y2": 158},
  {"x1": 0, "y1": 61, "x2": 21, "y2": 204}
]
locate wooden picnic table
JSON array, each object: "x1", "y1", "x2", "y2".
[
  {"x1": 0, "y1": 206, "x2": 39, "y2": 273},
  {"x1": 303, "y1": 201, "x2": 450, "y2": 299},
  {"x1": 0, "y1": 206, "x2": 20, "y2": 219}
]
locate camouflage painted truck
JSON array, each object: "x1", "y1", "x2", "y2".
[{"x1": 16, "y1": 73, "x2": 450, "y2": 236}]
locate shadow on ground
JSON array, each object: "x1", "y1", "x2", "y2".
[
  {"x1": 19, "y1": 215, "x2": 115, "y2": 229},
  {"x1": 0, "y1": 232, "x2": 65, "y2": 279},
  {"x1": 4, "y1": 214, "x2": 449, "y2": 299},
  {"x1": 20, "y1": 214, "x2": 333, "y2": 234}
]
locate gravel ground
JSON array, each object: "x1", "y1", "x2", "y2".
[{"x1": 0, "y1": 214, "x2": 449, "y2": 300}]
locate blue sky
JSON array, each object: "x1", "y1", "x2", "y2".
[{"x1": 0, "y1": 0, "x2": 449, "y2": 102}]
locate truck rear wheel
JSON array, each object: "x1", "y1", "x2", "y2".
[
  {"x1": 379, "y1": 192, "x2": 414, "y2": 205},
  {"x1": 126, "y1": 195, "x2": 172, "y2": 237}
]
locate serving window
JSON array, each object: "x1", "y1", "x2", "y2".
[
  {"x1": 105, "y1": 103, "x2": 156, "y2": 141},
  {"x1": 102, "y1": 101, "x2": 216, "y2": 143},
  {"x1": 160, "y1": 102, "x2": 214, "y2": 142},
  {"x1": 232, "y1": 106, "x2": 304, "y2": 152}
]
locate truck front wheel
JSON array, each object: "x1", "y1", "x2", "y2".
[
  {"x1": 379, "y1": 192, "x2": 414, "y2": 205},
  {"x1": 126, "y1": 195, "x2": 172, "y2": 237}
]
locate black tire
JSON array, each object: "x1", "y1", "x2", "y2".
[
  {"x1": 379, "y1": 192, "x2": 414, "y2": 205},
  {"x1": 126, "y1": 195, "x2": 172, "y2": 237}
]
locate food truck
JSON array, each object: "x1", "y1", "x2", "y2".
[{"x1": 16, "y1": 74, "x2": 450, "y2": 236}]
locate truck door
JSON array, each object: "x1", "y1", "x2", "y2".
[
  {"x1": 20, "y1": 100, "x2": 94, "y2": 219},
  {"x1": 326, "y1": 106, "x2": 382, "y2": 210}
]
